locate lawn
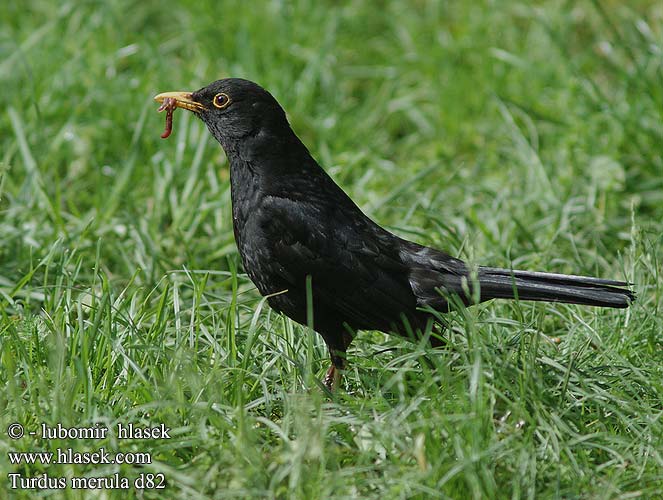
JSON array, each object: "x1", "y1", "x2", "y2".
[{"x1": 1, "y1": 0, "x2": 662, "y2": 498}]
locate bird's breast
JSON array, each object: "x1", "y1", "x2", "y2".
[{"x1": 229, "y1": 169, "x2": 289, "y2": 298}]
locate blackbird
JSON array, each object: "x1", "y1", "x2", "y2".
[{"x1": 155, "y1": 78, "x2": 634, "y2": 390}]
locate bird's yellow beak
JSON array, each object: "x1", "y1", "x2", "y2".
[{"x1": 154, "y1": 91, "x2": 206, "y2": 113}]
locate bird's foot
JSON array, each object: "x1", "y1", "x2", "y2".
[{"x1": 323, "y1": 364, "x2": 342, "y2": 392}]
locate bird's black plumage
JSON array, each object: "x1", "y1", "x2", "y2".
[{"x1": 155, "y1": 78, "x2": 635, "y2": 389}]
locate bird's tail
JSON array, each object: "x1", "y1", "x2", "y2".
[{"x1": 477, "y1": 267, "x2": 635, "y2": 308}]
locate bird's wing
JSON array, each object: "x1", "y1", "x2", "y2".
[{"x1": 260, "y1": 195, "x2": 420, "y2": 331}]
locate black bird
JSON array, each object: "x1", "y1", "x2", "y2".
[{"x1": 155, "y1": 78, "x2": 634, "y2": 390}]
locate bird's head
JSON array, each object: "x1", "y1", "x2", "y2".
[{"x1": 154, "y1": 78, "x2": 289, "y2": 147}]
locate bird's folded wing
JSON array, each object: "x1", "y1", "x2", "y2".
[{"x1": 261, "y1": 195, "x2": 419, "y2": 330}]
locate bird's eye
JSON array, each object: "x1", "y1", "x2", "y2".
[{"x1": 213, "y1": 93, "x2": 230, "y2": 109}]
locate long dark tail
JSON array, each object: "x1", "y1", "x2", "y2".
[{"x1": 477, "y1": 267, "x2": 635, "y2": 308}]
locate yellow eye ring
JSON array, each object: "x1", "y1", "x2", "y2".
[{"x1": 213, "y1": 93, "x2": 231, "y2": 109}]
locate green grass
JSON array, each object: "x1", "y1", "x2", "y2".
[{"x1": 1, "y1": 0, "x2": 662, "y2": 498}]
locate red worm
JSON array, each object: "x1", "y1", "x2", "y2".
[{"x1": 158, "y1": 98, "x2": 177, "y2": 139}]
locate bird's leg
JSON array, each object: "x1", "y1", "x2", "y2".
[
  {"x1": 323, "y1": 365, "x2": 340, "y2": 392},
  {"x1": 323, "y1": 349, "x2": 346, "y2": 392}
]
